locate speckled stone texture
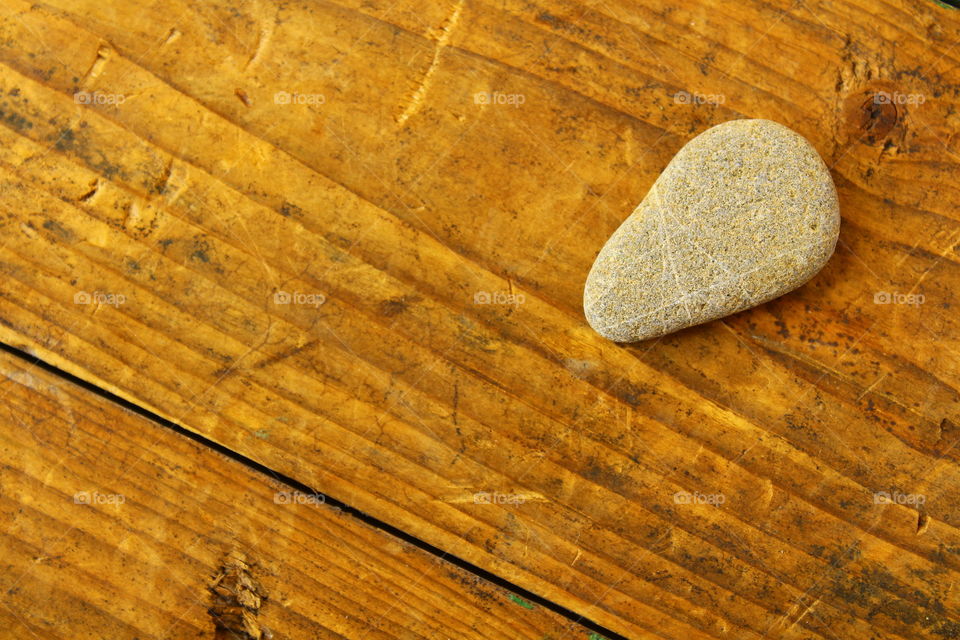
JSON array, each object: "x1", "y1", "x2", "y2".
[{"x1": 584, "y1": 118, "x2": 840, "y2": 342}]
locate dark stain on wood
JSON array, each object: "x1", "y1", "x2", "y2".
[{"x1": 857, "y1": 93, "x2": 898, "y2": 145}]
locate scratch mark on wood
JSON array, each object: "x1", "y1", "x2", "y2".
[
  {"x1": 246, "y1": 25, "x2": 273, "y2": 71},
  {"x1": 123, "y1": 200, "x2": 142, "y2": 229},
  {"x1": 787, "y1": 597, "x2": 820, "y2": 631},
  {"x1": 916, "y1": 511, "x2": 930, "y2": 535},
  {"x1": 759, "y1": 477, "x2": 774, "y2": 513},
  {"x1": 159, "y1": 163, "x2": 189, "y2": 208},
  {"x1": 77, "y1": 178, "x2": 101, "y2": 203},
  {"x1": 396, "y1": 0, "x2": 464, "y2": 127},
  {"x1": 162, "y1": 28, "x2": 182, "y2": 47},
  {"x1": 82, "y1": 45, "x2": 112, "y2": 86},
  {"x1": 856, "y1": 371, "x2": 888, "y2": 401},
  {"x1": 622, "y1": 126, "x2": 634, "y2": 166}
]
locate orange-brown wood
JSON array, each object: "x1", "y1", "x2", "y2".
[
  {"x1": 0, "y1": 349, "x2": 591, "y2": 639},
  {"x1": 0, "y1": 0, "x2": 959, "y2": 637}
]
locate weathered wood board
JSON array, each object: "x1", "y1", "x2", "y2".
[
  {"x1": 0, "y1": 349, "x2": 592, "y2": 639},
  {"x1": 0, "y1": 0, "x2": 959, "y2": 638}
]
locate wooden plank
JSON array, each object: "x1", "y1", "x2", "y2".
[
  {"x1": 0, "y1": 348, "x2": 595, "y2": 639},
  {"x1": 0, "y1": 0, "x2": 958, "y2": 638}
]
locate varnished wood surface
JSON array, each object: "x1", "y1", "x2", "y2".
[
  {"x1": 0, "y1": 349, "x2": 591, "y2": 639},
  {"x1": 0, "y1": 0, "x2": 959, "y2": 637}
]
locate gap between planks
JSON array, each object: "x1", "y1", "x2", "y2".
[{"x1": 0, "y1": 339, "x2": 628, "y2": 640}]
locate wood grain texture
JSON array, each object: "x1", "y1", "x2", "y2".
[
  {"x1": 0, "y1": 349, "x2": 592, "y2": 639},
  {"x1": 0, "y1": 0, "x2": 958, "y2": 638}
]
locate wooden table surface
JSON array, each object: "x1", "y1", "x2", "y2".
[{"x1": 0, "y1": 0, "x2": 959, "y2": 638}]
